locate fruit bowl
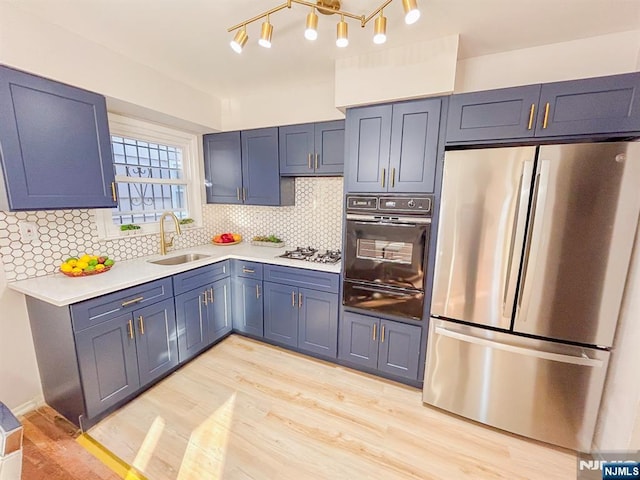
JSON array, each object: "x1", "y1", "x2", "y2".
[
  {"x1": 59, "y1": 254, "x2": 115, "y2": 277},
  {"x1": 212, "y1": 232, "x2": 242, "y2": 246}
]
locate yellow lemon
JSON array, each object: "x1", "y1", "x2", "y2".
[
  {"x1": 95, "y1": 264, "x2": 105, "y2": 271},
  {"x1": 76, "y1": 261, "x2": 89, "y2": 270},
  {"x1": 71, "y1": 267, "x2": 83, "y2": 274},
  {"x1": 79, "y1": 254, "x2": 92, "y2": 264},
  {"x1": 60, "y1": 263, "x2": 73, "y2": 273},
  {"x1": 67, "y1": 259, "x2": 78, "y2": 267}
]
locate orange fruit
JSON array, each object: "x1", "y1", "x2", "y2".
[
  {"x1": 232, "y1": 234, "x2": 241, "y2": 242},
  {"x1": 213, "y1": 235, "x2": 222, "y2": 243}
]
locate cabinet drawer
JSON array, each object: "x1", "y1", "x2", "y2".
[
  {"x1": 231, "y1": 260, "x2": 263, "y2": 279},
  {"x1": 70, "y1": 278, "x2": 173, "y2": 332},
  {"x1": 172, "y1": 261, "x2": 230, "y2": 295},
  {"x1": 263, "y1": 265, "x2": 339, "y2": 294}
]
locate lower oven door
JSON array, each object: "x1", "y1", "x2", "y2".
[
  {"x1": 344, "y1": 217, "x2": 429, "y2": 290},
  {"x1": 343, "y1": 280, "x2": 425, "y2": 320}
]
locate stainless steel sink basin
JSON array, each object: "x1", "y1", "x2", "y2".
[{"x1": 148, "y1": 253, "x2": 211, "y2": 266}]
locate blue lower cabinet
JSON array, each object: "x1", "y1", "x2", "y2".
[
  {"x1": 175, "y1": 288, "x2": 208, "y2": 362},
  {"x1": 264, "y1": 281, "x2": 299, "y2": 348},
  {"x1": 208, "y1": 277, "x2": 232, "y2": 343},
  {"x1": 75, "y1": 312, "x2": 140, "y2": 419},
  {"x1": 232, "y1": 277, "x2": 264, "y2": 337},
  {"x1": 298, "y1": 288, "x2": 338, "y2": 358},
  {"x1": 339, "y1": 311, "x2": 421, "y2": 381},
  {"x1": 134, "y1": 298, "x2": 178, "y2": 388}
]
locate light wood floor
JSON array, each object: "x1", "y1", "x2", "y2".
[{"x1": 89, "y1": 335, "x2": 577, "y2": 480}]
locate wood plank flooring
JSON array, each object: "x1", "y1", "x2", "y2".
[
  {"x1": 89, "y1": 335, "x2": 577, "y2": 480},
  {"x1": 21, "y1": 405, "x2": 119, "y2": 480}
]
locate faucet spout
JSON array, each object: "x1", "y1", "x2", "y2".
[{"x1": 159, "y1": 212, "x2": 182, "y2": 255}]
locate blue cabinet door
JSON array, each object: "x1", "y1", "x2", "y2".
[
  {"x1": 263, "y1": 281, "x2": 298, "y2": 348},
  {"x1": 208, "y1": 277, "x2": 232, "y2": 344},
  {"x1": 232, "y1": 277, "x2": 264, "y2": 337},
  {"x1": 315, "y1": 120, "x2": 345, "y2": 175},
  {"x1": 134, "y1": 298, "x2": 178, "y2": 387},
  {"x1": 345, "y1": 104, "x2": 392, "y2": 193},
  {"x1": 445, "y1": 85, "x2": 541, "y2": 143},
  {"x1": 338, "y1": 311, "x2": 379, "y2": 370},
  {"x1": 0, "y1": 65, "x2": 116, "y2": 211},
  {"x1": 389, "y1": 99, "x2": 441, "y2": 193},
  {"x1": 242, "y1": 127, "x2": 288, "y2": 206},
  {"x1": 203, "y1": 132, "x2": 243, "y2": 204},
  {"x1": 174, "y1": 288, "x2": 208, "y2": 362},
  {"x1": 536, "y1": 72, "x2": 640, "y2": 137},
  {"x1": 279, "y1": 123, "x2": 315, "y2": 175},
  {"x1": 377, "y1": 320, "x2": 421, "y2": 381},
  {"x1": 298, "y1": 288, "x2": 338, "y2": 359},
  {"x1": 74, "y1": 312, "x2": 140, "y2": 419}
]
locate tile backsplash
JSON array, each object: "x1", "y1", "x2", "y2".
[{"x1": 0, "y1": 177, "x2": 344, "y2": 282}]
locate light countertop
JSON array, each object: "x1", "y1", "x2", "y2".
[{"x1": 8, "y1": 243, "x2": 342, "y2": 307}]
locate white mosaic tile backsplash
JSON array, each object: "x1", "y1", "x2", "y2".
[{"x1": 0, "y1": 177, "x2": 343, "y2": 282}]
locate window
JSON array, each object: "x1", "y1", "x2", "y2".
[{"x1": 96, "y1": 114, "x2": 202, "y2": 239}]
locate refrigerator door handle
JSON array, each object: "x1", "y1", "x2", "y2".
[
  {"x1": 434, "y1": 325, "x2": 604, "y2": 368},
  {"x1": 503, "y1": 160, "x2": 535, "y2": 318},
  {"x1": 516, "y1": 159, "x2": 550, "y2": 315}
]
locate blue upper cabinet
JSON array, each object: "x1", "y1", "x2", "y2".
[
  {"x1": 279, "y1": 120, "x2": 345, "y2": 176},
  {"x1": 0, "y1": 65, "x2": 116, "y2": 211},
  {"x1": 204, "y1": 128, "x2": 294, "y2": 206},
  {"x1": 536, "y1": 73, "x2": 640, "y2": 137},
  {"x1": 445, "y1": 85, "x2": 542, "y2": 143},
  {"x1": 203, "y1": 131, "x2": 243, "y2": 204},
  {"x1": 446, "y1": 72, "x2": 640, "y2": 144},
  {"x1": 345, "y1": 99, "x2": 441, "y2": 193}
]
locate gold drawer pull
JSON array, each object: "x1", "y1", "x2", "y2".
[
  {"x1": 256, "y1": 284, "x2": 261, "y2": 298},
  {"x1": 242, "y1": 267, "x2": 255, "y2": 274},
  {"x1": 202, "y1": 291, "x2": 208, "y2": 305},
  {"x1": 308, "y1": 153, "x2": 312, "y2": 169},
  {"x1": 298, "y1": 292, "x2": 303, "y2": 308},
  {"x1": 381, "y1": 325, "x2": 385, "y2": 343},
  {"x1": 209, "y1": 288, "x2": 214, "y2": 303},
  {"x1": 111, "y1": 182, "x2": 117, "y2": 202},
  {"x1": 121, "y1": 296, "x2": 144, "y2": 307},
  {"x1": 542, "y1": 102, "x2": 550, "y2": 129},
  {"x1": 138, "y1": 316, "x2": 145, "y2": 335},
  {"x1": 527, "y1": 104, "x2": 535, "y2": 130},
  {"x1": 127, "y1": 319, "x2": 134, "y2": 339},
  {"x1": 292, "y1": 291, "x2": 296, "y2": 307},
  {"x1": 315, "y1": 153, "x2": 319, "y2": 170},
  {"x1": 372, "y1": 323, "x2": 377, "y2": 341}
]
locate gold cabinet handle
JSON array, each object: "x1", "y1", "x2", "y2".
[
  {"x1": 542, "y1": 102, "x2": 550, "y2": 129},
  {"x1": 298, "y1": 292, "x2": 303, "y2": 308},
  {"x1": 256, "y1": 284, "x2": 260, "y2": 299},
  {"x1": 236, "y1": 187, "x2": 241, "y2": 201},
  {"x1": 381, "y1": 324, "x2": 385, "y2": 343},
  {"x1": 121, "y1": 296, "x2": 144, "y2": 307},
  {"x1": 391, "y1": 167, "x2": 396, "y2": 188},
  {"x1": 315, "y1": 153, "x2": 319, "y2": 170},
  {"x1": 127, "y1": 319, "x2": 134, "y2": 339},
  {"x1": 291, "y1": 291, "x2": 296, "y2": 307},
  {"x1": 138, "y1": 315, "x2": 145, "y2": 335},
  {"x1": 242, "y1": 267, "x2": 255, "y2": 274},
  {"x1": 111, "y1": 182, "x2": 117, "y2": 202},
  {"x1": 381, "y1": 168, "x2": 386, "y2": 188},
  {"x1": 527, "y1": 104, "x2": 535, "y2": 130},
  {"x1": 209, "y1": 287, "x2": 214, "y2": 303},
  {"x1": 308, "y1": 153, "x2": 312, "y2": 169},
  {"x1": 242, "y1": 187, "x2": 247, "y2": 202},
  {"x1": 372, "y1": 323, "x2": 377, "y2": 341},
  {"x1": 202, "y1": 291, "x2": 208, "y2": 306}
]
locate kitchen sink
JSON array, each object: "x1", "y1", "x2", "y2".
[{"x1": 148, "y1": 253, "x2": 211, "y2": 266}]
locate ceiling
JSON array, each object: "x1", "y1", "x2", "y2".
[{"x1": 6, "y1": 0, "x2": 640, "y2": 98}]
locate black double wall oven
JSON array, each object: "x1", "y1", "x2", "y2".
[{"x1": 342, "y1": 194, "x2": 433, "y2": 321}]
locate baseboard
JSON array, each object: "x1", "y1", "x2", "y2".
[{"x1": 11, "y1": 395, "x2": 45, "y2": 417}]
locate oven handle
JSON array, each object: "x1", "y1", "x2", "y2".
[
  {"x1": 351, "y1": 284, "x2": 421, "y2": 297},
  {"x1": 346, "y1": 214, "x2": 431, "y2": 225}
]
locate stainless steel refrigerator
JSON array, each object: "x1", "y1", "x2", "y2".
[{"x1": 423, "y1": 141, "x2": 640, "y2": 452}]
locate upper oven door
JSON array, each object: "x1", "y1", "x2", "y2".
[{"x1": 344, "y1": 216, "x2": 429, "y2": 290}]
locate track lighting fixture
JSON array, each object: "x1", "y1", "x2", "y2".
[{"x1": 228, "y1": 0, "x2": 421, "y2": 53}]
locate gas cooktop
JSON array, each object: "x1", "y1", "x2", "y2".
[{"x1": 279, "y1": 247, "x2": 341, "y2": 264}]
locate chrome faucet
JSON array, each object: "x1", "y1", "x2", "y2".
[{"x1": 159, "y1": 212, "x2": 182, "y2": 255}]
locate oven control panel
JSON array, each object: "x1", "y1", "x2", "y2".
[{"x1": 347, "y1": 195, "x2": 432, "y2": 215}]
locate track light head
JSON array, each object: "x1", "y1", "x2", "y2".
[
  {"x1": 336, "y1": 15, "x2": 348, "y2": 48},
  {"x1": 373, "y1": 13, "x2": 387, "y2": 44},
  {"x1": 259, "y1": 16, "x2": 273, "y2": 48},
  {"x1": 305, "y1": 9, "x2": 319, "y2": 41},
  {"x1": 230, "y1": 27, "x2": 248, "y2": 53},
  {"x1": 402, "y1": 0, "x2": 420, "y2": 24}
]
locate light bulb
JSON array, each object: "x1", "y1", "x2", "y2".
[
  {"x1": 336, "y1": 17, "x2": 348, "y2": 48},
  {"x1": 305, "y1": 10, "x2": 318, "y2": 41},
  {"x1": 373, "y1": 14, "x2": 387, "y2": 44}
]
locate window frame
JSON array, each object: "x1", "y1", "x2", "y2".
[{"x1": 95, "y1": 114, "x2": 202, "y2": 240}]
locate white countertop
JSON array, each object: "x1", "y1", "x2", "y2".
[{"x1": 8, "y1": 243, "x2": 342, "y2": 307}]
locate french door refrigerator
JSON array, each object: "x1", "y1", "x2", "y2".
[{"x1": 423, "y1": 141, "x2": 640, "y2": 452}]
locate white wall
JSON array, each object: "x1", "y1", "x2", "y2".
[{"x1": 0, "y1": 3, "x2": 221, "y2": 133}]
